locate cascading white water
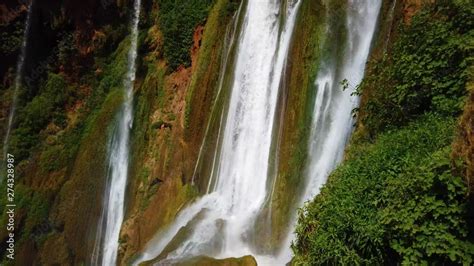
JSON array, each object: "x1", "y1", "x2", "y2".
[
  {"x1": 191, "y1": 1, "x2": 244, "y2": 189},
  {"x1": 1, "y1": 1, "x2": 33, "y2": 181},
  {"x1": 135, "y1": 0, "x2": 301, "y2": 264},
  {"x1": 135, "y1": 0, "x2": 381, "y2": 264},
  {"x1": 91, "y1": 0, "x2": 141, "y2": 264},
  {"x1": 277, "y1": 0, "x2": 381, "y2": 262},
  {"x1": 305, "y1": 0, "x2": 380, "y2": 205}
]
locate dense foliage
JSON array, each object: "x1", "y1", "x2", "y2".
[
  {"x1": 0, "y1": 30, "x2": 130, "y2": 262},
  {"x1": 293, "y1": 115, "x2": 474, "y2": 265},
  {"x1": 293, "y1": 2, "x2": 474, "y2": 265},
  {"x1": 9, "y1": 73, "x2": 71, "y2": 160},
  {"x1": 7, "y1": 33, "x2": 129, "y2": 163},
  {"x1": 359, "y1": 2, "x2": 472, "y2": 135},
  {"x1": 156, "y1": 0, "x2": 215, "y2": 70},
  {"x1": 0, "y1": 20, "x2": 23, "y2": 55}
]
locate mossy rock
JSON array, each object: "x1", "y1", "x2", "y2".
[
  {"x1": 49, "y1": 88, "x2": 124, "y2": 263},
  {"x1": 257, "y1": 0, "x2": 328, "y2": 251}
]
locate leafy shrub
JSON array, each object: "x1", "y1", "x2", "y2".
[
  {"x1": 0, "y1": 20, "x2": 23, "y2": 54},
  {"x1": 9, "y1": 73, "x2": 68, "y2": 160},
  {"x1": 381, "y1": 147, "x2": 473, "y2": 264},
  {"x1": 87, "y1": 35, "x2": 129, "y2": 109},
  {"x1": 57, "y1": 32, "x2": 77, "y2": 67},
  {"x1": 359, "y1": 2, "x2": 472, "y2": 135},
  {"x1": 292, "y1": 115, "x2": 474, "y2": 265},
  {"x1": 156, "y1": 0, "x2": 214, "y2": 70}
]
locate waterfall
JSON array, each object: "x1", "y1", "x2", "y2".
[
  {"x1": 135, "y1": 0, "x2": 301, "y2": 264},
  {"x1": 91, "y1": 0, "x2": 141, "y2": 264},
  {"x1": 305, "y1": 0, "x2": 380, "y2": 211},
  {"x1": 278, "y1": 0, "x2": 381, "y2": 262},
  {"x1": 1, "y1": 0, "x2": 33, "y2": 182},
  {"x1": 134, "y1": 0, "x2": 381, "y2": 264},
  {"x1": 191, "y1": 1, "x2": 244, "y2": 189}
]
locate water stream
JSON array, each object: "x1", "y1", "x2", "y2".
[
  {"x1": 91, "y1": 0, "x2": 141, "y2": 264},
  {"x1": 1, "y1": 0, "x2": 33, "y2": 182}
]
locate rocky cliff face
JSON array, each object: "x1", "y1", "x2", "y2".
[{"x1": 0, "y1": 0, "x2": 134, "y2": 264}]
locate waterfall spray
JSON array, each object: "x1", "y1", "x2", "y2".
[{"x1": 91, "y1": 0, "x2": 141, "y2": 264}]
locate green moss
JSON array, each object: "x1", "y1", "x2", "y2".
[
  {"x1": 88, "y1": 36, "x2": 130, "y2": 109},
  {"x1": 0, "y1": 183, "x2": 53, "y2": 254},
  {"x1": 0, "y1": 20, "x2": 23, "y2": 54},
  {"x1": 8, "y1": 32, "x2": 131, "y2": 171},
  {"x1": 32, "y1": 36, "x2": 130, "y2": 258},
  {"x1": 262, "y1": 0, "x2": 332, "y2": 250},
  {"x1": 53, "y1": 87, "x2": 123, "y2": 261},
  {"x1": 184, "y1": 0, "x2": 240, "y2": 131},
  {"x1": 154, "y1": 68, "x2": 166, "y2": 109},
  {"x1": 127, "y1": 61, "x2": 166, "y2": 214}
]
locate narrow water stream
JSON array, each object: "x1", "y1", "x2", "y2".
[
  {"x1": 1, "y1": 0, "x2": 34, "y2": 182},
  {"x1": 91, "y1": 0, "x2": 141, "y2": 264}
]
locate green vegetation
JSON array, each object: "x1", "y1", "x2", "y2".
[
  {"x1": 293, "y1": 115, "x2": 474, "y2": 265},
  {"x1": 0, "y1": 183, "x2": 52, "y2": 261},
  {"x1": 0, "y1": 20, "x2": 23, "y2": 55},
  {"x1": 9, "y1": 73, "x2": 70, "y2": 160},
  {"x1": 359, "y1": 2, "x2": 472, "y2": 136},
  {"x1": 9, "y1": 34, "x2": 129, "y2": 167},
  {"x1": 184, "y1": 0, "x2": 239, "y2": 131},
  {"x1": 128, "y1": 62, "x2": 163, "y2": 213},
  {"x1": 0, "y1": 1, "x2": 139, "y2": 262},
  {"x1": 0, "y1": 31, "x2": 130, "y2": 263},
  {"x1": 156, "y1": 0, "x2": 215, "y2": 70},
  {"x1": 266, "y1": 0, "x2": 334, "y2": 249},
  {"x1": 293, "y1": 2, "x2": 474, "y2": 265}
]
